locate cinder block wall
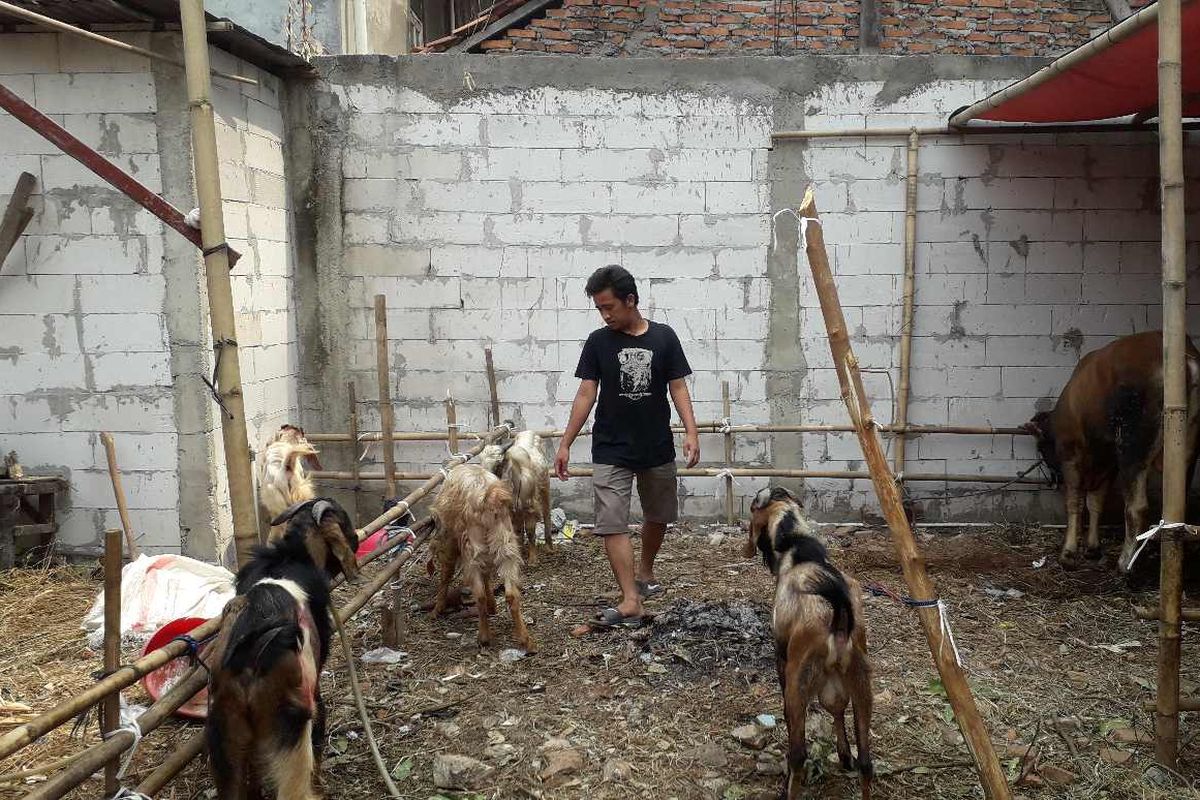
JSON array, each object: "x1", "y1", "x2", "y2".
[
  {"x1": 0, "y1": 33, "x2": 300, "y2": 558},
  {"x1": 294, "y1": 55, "x2": 1200, "y2": 524}
]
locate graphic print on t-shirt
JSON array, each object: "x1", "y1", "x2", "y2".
[{"x1": 617, "y1": 347, "x2": 653, "y2": 399}]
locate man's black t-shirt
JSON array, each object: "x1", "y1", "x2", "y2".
[{"x1": 575, "y1": 321, "x2": 692, "y2": 470}]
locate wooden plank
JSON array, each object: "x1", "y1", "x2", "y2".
[
  {"x1": 449, "y1": 0, "x2": 558, "y2": 53},
  {"x1": 13, "y1": 523, "x2": 56, "y2": 537},
  {"x1": 0, "y1": 171, "x2": 36, "y2": 266}
]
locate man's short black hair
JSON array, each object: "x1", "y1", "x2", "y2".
[{"x1": 585, "y1": 265, "x2": 638, "y2": 305}]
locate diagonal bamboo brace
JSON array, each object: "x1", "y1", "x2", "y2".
[{"x1": 795, "y1": 187, "x2": 1011, "y2": 800}]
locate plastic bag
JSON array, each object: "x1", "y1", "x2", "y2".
[{"x1": 81, "y1": 553, "x2": 235, "y2": 649}]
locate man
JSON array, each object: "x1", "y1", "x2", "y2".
[{"x1": 554, "y1": 265, "x2": 701, "y2": 625}]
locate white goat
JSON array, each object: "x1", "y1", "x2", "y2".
[
  {"x1": 257, "y1": 424, "x2": 321, "y2": 542},
  {"x1": 479, "y1": 430, "x2": 553, "y2": 565}
]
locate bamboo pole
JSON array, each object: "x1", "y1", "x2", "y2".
[
  {"x1": 101, "y1": 528, "x2": 122, "y2": 797},
  {"x1": 722, "y1": 381, "x2": 734, "y2": 524},
  {"x1": 0, "y1": 0, "x2": 257, "y2": 86},
  {"x1": 374, "y1": 294, "x2": 398, "y2": 500},
  {"x1": 23, "y1": 667, "x2": 210, "y2": 800},
  {"x1": 485, "y1": 346, "x2": 501, "y2": 429},
  {"x1": 1134, "y1": 604, "x2": 1200, "y2": 623},
  {"x1": 446, "y1": 394, "x2": 460, "y2": 456},
  {"x1": 894, "y1": 130, "x2": 919, "y2": 477},
  {"x1": 797, "y1": 187, "x2": 1010, "y2": 800},
  {"x1": 1156, "y1": 0, "x2": 1187, "y2": 769},
  {"x1": 99, "y1": 433, "x2": 140, "y2": 558},
  {"x1": 304, "y1": 421, "x2": 1032, "y2": 443},
  {"x1": 348, "y1": 381, "x2": 361, "y2": 521},
  {"x1": 180, "y1": 0, "x2": 259, "y2": 569},
  {"x1": 314, "y1": 467, "x2": 1044, "y2": 485},
  {"x1": 134, "y1": 733, "x2": 206, "y2": 796}
]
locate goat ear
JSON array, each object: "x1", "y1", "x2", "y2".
[
  {"x1": 269, "y1": 498, "x2": 317, "y2": 527},
  {"x1": 319, "y1": 516, "x2": 360, "y2": 579}
]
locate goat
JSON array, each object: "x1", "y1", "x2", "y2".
[
  {"x1": 479, "y1": 430, "x2": 553, "y2": 565},
  {"x1": 745, "y1": 487, "x2": 873, "y2": 800},
  {"x1": 430, "y1": 463, "x2": 535, "y2": 653},
  {"x1": 258, "y1": 424, "x2": 323, "y2": 542},
  {"x1": 205, "y1": 497, "x2": 359, "y2": 800}
]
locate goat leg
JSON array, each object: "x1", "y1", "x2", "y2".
[
  {"x1": 504, "y1": 581, "x2": 537, "y2": 654},
  {"x1": 850, "y1": 659, "x2": 874, "y2": 800},
  {"x1": 470, "y1": 567, "x2": 494, "y2": 648},
  {"x1": 782, "y1": 646, "x2": 809, "y2": 800},
  {"x1": 832, "y1": 707, "x2": 855, "y2": 771},
  {"x1": 541, "y1": 482, "x2": 554, "y2": 550}
]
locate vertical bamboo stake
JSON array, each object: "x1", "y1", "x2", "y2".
[
  {"x1": 102, "y1": 527, "x2": 122, "y2": 796},
  {"x1": 485, "y1": 346, "x2": 500, "y2": 429},
  {"x1": 893, "y1": 130, "x2": 920, "y2": 476},
  {"x1": 180, "y1": 0, "x2": 259, "y2": 569},
  {"x1": 374, "y1": 295, "x2": 397, "y2": 500},
  {"x1": 798, "y1": 188, "x2": 1011, "y2": 800},
  {"x1": 1156, "y1": 0, "x2": 1186, "y2": 769},
  {"x1": 99, "y1": 432, "x2": 140, "y2": 558},
  {"x1": 348, "y1": 381, "x2": 361, "y2": 521},
  {"x1": 722, "y1": 380, "x2": 734, "y2": 524},
  {"x1": 446, "y1": 394, "x2": 459, "y2": 456}
]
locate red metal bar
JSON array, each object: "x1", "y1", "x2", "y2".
[{"x1": 0, "y1": 81, "x2": 241, "y2": 268}]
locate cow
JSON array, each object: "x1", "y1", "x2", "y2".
[{"x1": 1024, "y1": 331, "x2": 1200, "y2": 572}]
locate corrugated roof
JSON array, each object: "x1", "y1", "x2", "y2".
[{"x1": 0, "y1": 0, "x2": 314, "y2": 77}]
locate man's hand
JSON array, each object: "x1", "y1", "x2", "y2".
[
  {"x1": 683, "y1": 434, "x2": 700, "y2": 468},
  {"x1": 555, "y1": 444, "x2": 571, "y2": 481}
]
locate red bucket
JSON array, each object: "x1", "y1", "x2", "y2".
[{"x1": 140, "y1": 617, "x2": 212, "y2": 720}]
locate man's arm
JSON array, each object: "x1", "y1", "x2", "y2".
[
  {"x1": 669, "y1": 378, "x2": 700, "y2": 468},
  {"x1": 555, "y1": 379, "x2": 598, "y2": 480}
]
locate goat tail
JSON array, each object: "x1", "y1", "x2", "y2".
[
  {"x1": 810, "y1": 569, "x2": 855, "y2": 671},
  {"x1": 505, "y1": 446, "x2": 538, "y2": 519},
  {"x1": 488, "y1": 511, "x2": 524, "y2": 593},
  {"x1": 284, "y1": 442, "x2": 319, "y2": 476}
]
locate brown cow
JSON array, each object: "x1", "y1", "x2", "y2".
[{"x1": 1024, "y1": 331, "x2": 1200, "y2": 572}]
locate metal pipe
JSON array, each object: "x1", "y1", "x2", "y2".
[
  {"x1": 0, "y1": 0, "x2": 256, "y2": 85},
  {"x1": 772, "y1": 121, "x2": 1200, "y2": 141},
  {"x1": 313, "y1": 467, "x2": 1045, "y2": 485},
  {"x1": 948, "y1": 0, "x2": 1167, "y2": 126},
  {"x1": 305, "y1": 421, "x2": 1032, "y2": 443}
]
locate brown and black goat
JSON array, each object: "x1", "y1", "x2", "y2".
[
  {"x1": 205, "y1": 497, "x2": 359, "y2": 800},
  {"x1": 746, "y1": 487, "x2": 873, "y2": 800},
  {"x1": 257, "y1": 424, "x2": 323, "y2": 543},
  {"x1": 430, "y1": 463, "x2": 536, "y2": 653},
  {"x1": 479, "y1": 430, "x2": 553, "y2": 565}
]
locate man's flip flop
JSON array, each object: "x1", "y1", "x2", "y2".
[
  {"x1": 593, "y1": 607, "x2": 644, "y2": 628},
  {"x1": 636, "y1": 579, "x2": 664, "y2": 598}
]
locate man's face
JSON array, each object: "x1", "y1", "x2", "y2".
[{"x1": 592, "y1": 288, "x2": 637, "y2": 330}]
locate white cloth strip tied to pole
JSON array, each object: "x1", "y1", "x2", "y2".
[
  {"x1": 1126, "y1": 520, "x2": 1197, "y2": 571},
  {"x1": 712, "y1": 468, "x2": 741, "y2": 499},
  {"x1": 718, "y1": 417, "x2": 732, "y2": 434},
  {"x1": 358, "y1": 432, "x2": 376, "y2": 464},
  {"x1": 110, "y1": 789, "x2": 152, "y2": 800},
  {"x1": 907, "y1": 598, "x2": 964, "y2": 668},
  {"x1": 771, "y1": 207, "x2": 821, "y2": 252}
]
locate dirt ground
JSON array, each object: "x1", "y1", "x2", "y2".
[{"x1": 3, "y1": 523, "x2": 1200, "y2": 799}]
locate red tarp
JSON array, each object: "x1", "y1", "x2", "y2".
[{"x1": 962, "y1": 0, "x2": 1200, "y2": 123}]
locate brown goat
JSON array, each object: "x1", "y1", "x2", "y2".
[
  {"x1": 430, "y1": 464, "x2": 535, "y2": 653},
  {"x1": 479, "y1": 430, "x2": 553, "y2": 565},
  {"x1": 205, "y1": 498, "x2": 359, "y2": 800},
  {"x1": 746, "y1": 487, "x2": 873, "y2": 800},
  {"x1": 258, "y1": 424, "x2": 322, "y2": 542}
]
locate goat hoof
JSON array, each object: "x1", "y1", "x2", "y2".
[
  {"x1": 1084, "y1": 546, "x2": 1103, "y2": 562},
  {"x1": 518, "y1": 638, "x2": 537, "y2": 655},
  {"x1": 839, "y1": 754, "x2": 857, "y2": 771},
  {"x1": 1059, "y1": 550, "x2": 1081, "y2": 569}
]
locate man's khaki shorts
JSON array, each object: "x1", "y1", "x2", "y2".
[{"x1": 593, "y1": 462, "x2": 679, "y2": 536}]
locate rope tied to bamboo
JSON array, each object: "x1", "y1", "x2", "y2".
[
  {"x1": 1126, "y1": 520, "x2": 1200, "y2": 571},
  {"x1": 865, "y1": 582, "x2": 964, "y2": 667},
  {"x1": 105, "y1": 716, "x2": 143, "y2": 779},
  {"x1": 718, "y1": 417, "x2": 732, "y2": 434},
  {"x1": 771, "y1": 207, "x2": 821, "y2": 252}
]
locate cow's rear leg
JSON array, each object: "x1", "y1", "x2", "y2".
[
  {"x1": 1085, "y1": 484, "x2": 1107, "y2": 562},
  {"x1": 1060, "y1": 473, "x2": 1085, "y2": 567},
  {"x1": 1118, "y1": 467, "x2": 1151, "y2": 574}
]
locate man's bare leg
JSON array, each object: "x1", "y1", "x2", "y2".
[
  {"x1": 637, "y1": 521, "x2": 667, "y2": 585},
  {"x1": 603, "y1": 533, "x2": 642, "y2": 618}
]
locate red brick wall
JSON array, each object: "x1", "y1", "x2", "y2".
[{"x1": 478, "y1": 0, "x2": 1139, "y2": 56}]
